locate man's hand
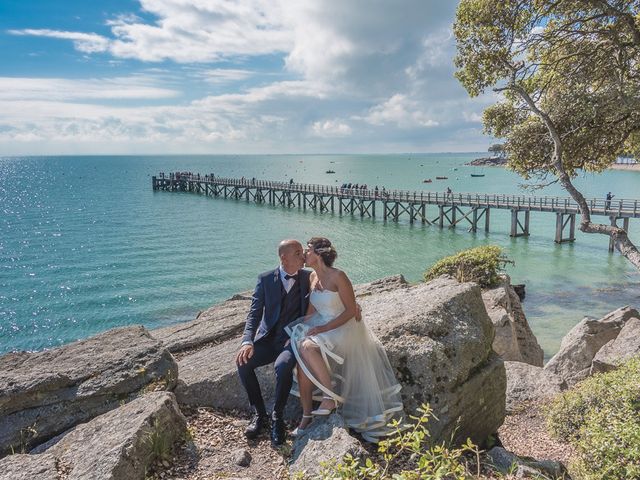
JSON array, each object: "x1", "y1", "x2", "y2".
[
  {"x1": 235, "y1": 344, "x2": 254, "y2": 366},
  {"x1": 355, "y1": 302, "x2": 363, "y2": 322}
]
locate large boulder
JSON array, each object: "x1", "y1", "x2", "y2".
[
  {"x1": 0, "y1": 326, "x2": 177, "y2": 455},
  {"x1": 359, "y1": 276, "x2": 506, "y2": 445},
  {"x1": 151, "y1": 295, "x2": 252, "y2": 353},
  {"x1": 151, "y1": 274, "x2": 408, "y2": 354},
  {"x1": 176, "y1": 276, "x2": 505, "y2": 446},
  {"x1": 482, "y1": 277, "x2": 543, "y2": 366},
  {"x1": 289, "y1": 414, "x2": 364, "y2": 478},
  {"x1": 591, "y1": 316, "x2": 640, "y2": 374},
  {"x1": 2, "y1": 392, "x2": 187, "y2": 480},
  {"x1": 0, "y1": 453, "x2": 58, "y2": 480},
  {"x1": 544, "y1": 306, "x2": 638, "y2": 386},
  {"x1": 504, "y1": 361, "x2": 565, "y2": 414}
]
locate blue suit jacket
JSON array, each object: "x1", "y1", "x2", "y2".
[{"x1": 241, "y1": 267, "x2": 311, "y2": 344}]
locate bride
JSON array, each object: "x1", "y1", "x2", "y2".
[{"x1": 286, "y1": 237, "x2": 404, "y2": 442}]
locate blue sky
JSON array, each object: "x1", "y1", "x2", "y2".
[{"x1": 0, "y1": 0, "x2": 495, "y2": 155}]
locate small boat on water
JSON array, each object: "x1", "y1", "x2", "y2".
[
  {"x1": 470, "y1": 173, "x2": 485, "y2": 177},
  {"x1": 435, "y1": 176, "x2": 448, "y2": 180},
  {"x1": 325, "y1": 170, "x2": 336, "y2": 174},
  {"x1": 422, "y1": 179, "x2": 432, "y2": 183}
]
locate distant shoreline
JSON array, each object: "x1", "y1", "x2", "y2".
[{"x1": 609, "y1": 163, "x2": 640, "y2": 171}]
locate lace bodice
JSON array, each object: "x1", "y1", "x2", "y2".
[{"x1": 310, "y1": 289, "x2": 345, "y2": 318}]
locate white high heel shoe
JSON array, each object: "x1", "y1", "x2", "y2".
[
  {"x1": 291, "y1": 415, "x2": 313, "y2": 436},
  {"x1": 311, "y1": 396, "x2": 338, "y2": 416}
]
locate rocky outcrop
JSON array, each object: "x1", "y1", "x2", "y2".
[
  {"x1": 152, "y1": 295, "x2": 252, "y2": 353},
  {"x1": 290, "y1": 414, "x2": 364, "y2": 477},
  {"x1": 591, "y1": 316, "x2": 640, "y2": 374},
  {"x1": 482, "y1": 277, "x2": 543, "y2": 366},
  {"x1": 175, "y1": 276, "x2": 505, "y2": 446},
  {"x1": 0, "y1": 453, "x2": 59, "y2": 480},
  {"x1": 466, "y1": 156, "x2": 507, "y2": 166},
  {"x1": 1, "y1": 392, "x2": 187, "y2": 480},
  {"x1": 151, "y1": 274, "x2": 409, "y2": 354},
  {"x1": 0, "y1": 326, "x2": 177, "y2": 455},
  {"x1": 486, "y1": 447, "x2": 568, "y2": 479},
  {"x1": 544, "y1": 306, "x2": 638, "y2": 386},
  {"x1": 360, "y1": 276, "x2": 506, "y2": 445},
  {"x1": 504, "y1": 361, "x2": 565, "y2": 413}
]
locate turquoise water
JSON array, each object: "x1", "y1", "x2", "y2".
[{"x1": 1, "y1": 154, "x2": 639, "y2": 358}]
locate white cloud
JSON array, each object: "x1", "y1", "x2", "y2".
[
  {"x1": 8, "y1": 29, "x2": 109, "y2": 54},
  {"x1": 361, "y1": 94, "x2": 439, "y2": 128},
  {"x1": 0, "y1": 76, "x2": 180, "y2": 101},
  {"x1": 311, "y1": 120, "x2": 352, "y2": 137},
  {"x1": 1, "y1": 0, "x2": 499, "y2": 154}
]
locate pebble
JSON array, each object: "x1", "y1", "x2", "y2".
[{"x1": 233, "y1": 448, "x2": 252, "y2": 467}]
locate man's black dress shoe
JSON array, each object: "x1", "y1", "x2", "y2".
[
  {"x1": 271, "y1": 415, "x2": 287, "y2": 446},
  {"x1": 244, "y1": 413, "x2": 269, "y2": 439}
]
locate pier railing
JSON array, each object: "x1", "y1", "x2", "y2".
[
  {"x1": 158, "y1": 173, "x2": 639, "y2": 218},
  {"x1": 153, "y1": 173, "x2": 638, "y2": 252}
]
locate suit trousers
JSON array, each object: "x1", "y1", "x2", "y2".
[{"x1": 237, "y1": 339, "x2": 296, "y2": 418}]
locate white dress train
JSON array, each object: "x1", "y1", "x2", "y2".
[{"x1": 286, "y1": 289, "x2": 404, "y2": 442}]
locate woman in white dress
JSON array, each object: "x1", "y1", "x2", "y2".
[{"x1": 286, "y1": 237, "x2": 404, "y2": 442}]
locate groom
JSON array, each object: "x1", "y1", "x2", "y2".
[{"x1": 236, "y1": 239, "x2": 311, "y2": 446}]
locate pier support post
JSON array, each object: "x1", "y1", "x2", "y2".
[
  {"x1": 555, "y1": 213, "x2": 576, "y2": 243},
  {"x1": 510, "y1": 210, "x2": 530, "y2": 237},
  {"x1": 438, "y1": 205, "x2": 444, "y2": 229}
]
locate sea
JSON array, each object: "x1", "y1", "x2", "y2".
[{"x1": 1, "y1": 154, "x2": 639, "y2": 359}]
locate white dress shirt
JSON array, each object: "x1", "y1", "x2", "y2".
[{"x1": 279, "y1": 266, "x2": 298, "y2": 293}]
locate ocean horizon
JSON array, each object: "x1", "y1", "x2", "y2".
[{"x1": 2, "y1": 153, "x2": 639, "y2": 358}]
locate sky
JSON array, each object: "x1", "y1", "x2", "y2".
[{"x1": 0, "y1": 0, "x2": 496, "y2": 155}]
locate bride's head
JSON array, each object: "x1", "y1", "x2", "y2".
[{"x1": 305, "y1": 237, "x2": 337, "y2": 268}]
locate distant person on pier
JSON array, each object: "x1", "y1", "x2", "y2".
[
  {"x1": 445, "y1": 186, "x2": 452, "y2": 201},
  {"x1": 290, "y1": 178, "x2": 294, "y2": 185},
  {"x1": 605, "y1": 192, "x2": 614, "y2": 210}
]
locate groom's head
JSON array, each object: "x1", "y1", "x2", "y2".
[{"x1": 278, "y1": 239, "x2": 304, "y2": 274}]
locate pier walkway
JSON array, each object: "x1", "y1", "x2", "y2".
[{"x1": 152, "y1": 173, "x2": 640, "y2": 252}]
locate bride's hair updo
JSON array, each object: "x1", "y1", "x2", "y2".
[{"x1": 307, "y1": 237, "x2": 338, "y2": 267}]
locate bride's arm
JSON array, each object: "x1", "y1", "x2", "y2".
[
  {"x1": 307, "y1": 271, "x2": 357, "y2": 334},
  {"x1": 303, "y1": 272, "x2": 317, "y2": 321}
]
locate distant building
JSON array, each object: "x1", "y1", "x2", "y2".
[{"x1": 615, "y1": 156, "x2": 637, "y2": 165}]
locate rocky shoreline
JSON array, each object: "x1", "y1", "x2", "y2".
[
  {"x1": 466, "y1": 156, "x2": 507, "y2": 167},
  {"x1": 1, "y1": 274, "x2": 638, "y2": 479}
]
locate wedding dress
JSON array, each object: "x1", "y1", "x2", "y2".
[{"x1": 286, "y1": 289, "x2": 404, "y2": 442}]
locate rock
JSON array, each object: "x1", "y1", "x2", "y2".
[
  {"x1": 544, "y1": 306, "x2": 638, "y2": 386},
  {"x1": 173, "y1": 338, "x2": 302, "y2": 421},
  {"x1": 232, "y1": 448, "x2": 251, "y2": 467},
  {"x1": 0, "y1": 453, "x2": 58, "y2": 480},
  {"x1": 27, "y1": 392, "x2": 186, "y2": 480},
  {"x1": 352, "y1": 274, "x2": 408, "y2": 297},
  {"x1": 151, "y1": 296, "x2": 252, "y2": 353},
  {"x1": 0, "y1": 326, "x2": 177, "y2": 456},
  {"x1": 359, "y1": 276, "x2": 506, "y2": 446},
  {"x1": 178, "y1": 276, "x2": 505, "y2": 446},
  {"x1": 482, "y1": 277, "x2": 543, "y2": 366},
  {"x1": 151, "y1": 275, "x2": 407, "y2": 354},
  {"x1": 504, "y1": 362, "x2": 565, "y2": 413},
  {"x1": 591, "y1": 316, "x2": 640, "y2": 374},
  {"x1": 290, "y1": 414, "x2": 363, "y2": 477},
  {"x1": 487, "y1": 447, "x2": 567, "y2": 479},
  {"x1": 512, "y1": 284, "x2": 526, "y2": 301},
  {"x1": 466, "y1": 156, "x2": 507, "y2": 166}
]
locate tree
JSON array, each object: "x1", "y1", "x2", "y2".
[
  {"x1": 488, "y1": 143, "x2": 506, "y2": 158},
  {"x1": 454, "y1": 0, "x2": 640, "y2": 269}
]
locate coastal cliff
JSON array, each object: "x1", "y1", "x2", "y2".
[{"x1": 1, "y1": 274, "x2": 637, "y2": 479}]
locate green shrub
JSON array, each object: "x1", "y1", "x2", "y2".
[
  {"x1": 544, "y1": 355, "x2": 640, "y2": 479},
  {"x1": 312, "y1": 404, "x2": 480, "y2": 479},
  {"x1": 423, "y1": 245, "x2": 512, "y2": 288}
]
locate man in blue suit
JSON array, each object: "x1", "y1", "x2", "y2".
[{"x1": 236, "y1": 239, "x2": 311, "y2": 446}]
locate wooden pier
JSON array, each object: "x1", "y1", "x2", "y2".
[{"x1": 152, "y1": 173, "x2": 640, "y2": 252}]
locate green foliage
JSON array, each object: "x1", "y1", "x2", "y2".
[
  {"x1": 544, "y1": 356, "x2": 640, "y2": 479},
  {"x1": 313, "y1": 404, "x2": 480, "y2": 479},
  {"x1": 143, "y1": 418, "x2": 173, "y2": 462},
  {"x1": 423, "y1": 245, "x2": 512, "y2": 288},
  {"x1": 454, "y1": 0, "x2": 640, "y2": 179}
]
